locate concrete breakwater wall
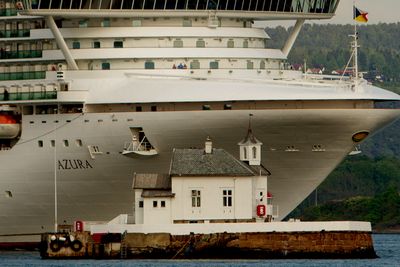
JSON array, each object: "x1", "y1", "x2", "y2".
[{"x1": 40, "y1": 231, "x2": 376, "y2": 259}]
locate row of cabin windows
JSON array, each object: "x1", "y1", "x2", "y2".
[
  {"x1": 30, "y1": 118, "x2": 128, "y2": 124},
  {"x1": 38, "y1": 139, "x2": 83, "y2": 148},
  {"x1": 71, "y1": 39, "x2": 254, "y2": 49},
  {"x1": 100, "y1": 61, "x2": 261, "y2": 70}
]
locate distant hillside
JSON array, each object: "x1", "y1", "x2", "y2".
[{"x1": 266, "y1": 23, "x2": 400, "y2": 86}]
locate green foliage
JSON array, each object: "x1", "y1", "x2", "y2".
[
  {"x1": 299, "y1": 185, "x2": 400, "y2": 229},
  {"x1": 266, "y1": 23, "x2": 400, "y2": 83}
]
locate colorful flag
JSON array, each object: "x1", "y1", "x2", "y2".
[{"x1": 354, "y1": 6, "x2": 368, "y2": 23}]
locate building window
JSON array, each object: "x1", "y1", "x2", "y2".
[
  {"x1": 196, "y1": 39, "x2": 205, "y2": 48},
  {"x1": 114, "y1": 41, "x2": 123, "y2": 48},
  {"x1": 243, "y1": 147, "x2": 247, "y2": 159},
  {"x1": 153, "y1": 201, "x2": 158, "y2": 208},
  {"x1": 161, "y1": 201, "x2": 166, "y2": 208},
  {"x1": 63, "y1": 140, "x2": 69, "y2": 147},
  {"x1": 191, "y1": 190, "x2": 201, "y2": 207},
  {"x1": 139, "y1": 201, "x2": 144, "y2": 208},
  {"x1": 72, "y1": 41, "x2": 80, "y2": 49},
  {"x1": 223, "y1": 189, "x2": 233, "y2": 207},
  {"x1": 38, "y1": 140, "x2": 43, "y2": 147},
  {"x1": 102, "y1": 62, "x2": 110, "y2": 70},
  {"x1": 93, "y1": 41, "x2": 101, "y2": 48},
  {"x1": 51, "y1": 140, "x2": 55, "y2": 147},
  {"x1": 209, "y1": 61, "x2": 219, "y2": 69},
  {"x1": 252, "y1": 147, "x2": 257, "y2": 159},
  {"x1": 145, "y1": 61, "x2": 155, "y2": 69},
  {"x1": 76, "y1": 139, "x2": 83, "y2": 147}
]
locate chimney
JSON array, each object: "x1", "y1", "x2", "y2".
[{"x1": 205, "y1": 137, "x2": 212, "y2": 154}]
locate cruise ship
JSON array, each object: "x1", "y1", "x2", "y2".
[{"x1": 1, "y1": 0, "x2": 399, "y2": 243}]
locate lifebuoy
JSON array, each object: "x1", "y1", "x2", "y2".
[
  {"x1": 70, "y1": 240, "x2": 83, "y2": 252},
  {"x1": 49, "y1": 241, "x2": 61, "y2": 252}
]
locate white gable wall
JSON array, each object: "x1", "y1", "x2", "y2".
[
  {"x1": 134, "y1": 189, "x2": 144, "y2": 224},
  {"x1": 171, "y1": 176, "x2": 253, "y2": 221}
]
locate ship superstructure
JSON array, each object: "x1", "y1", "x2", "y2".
[{"x1": 0, "y1": 0, "x2": 399, "y2": 242}]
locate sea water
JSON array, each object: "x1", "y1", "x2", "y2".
[{"x1": 0, "y1": 234, "x2": 398, "y2": 267}]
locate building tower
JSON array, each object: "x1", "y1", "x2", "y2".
[{"x1": 238, "y1": 115, "x2": 263, "y2": 166}]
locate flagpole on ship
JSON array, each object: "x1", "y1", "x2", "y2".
[{"x1": 353, "y1": 0, "x2": 359, "y2": 89}]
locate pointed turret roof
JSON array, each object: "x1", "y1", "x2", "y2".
[{"x1": 238, "y1": 115, "x2": 262, "y2": 146}]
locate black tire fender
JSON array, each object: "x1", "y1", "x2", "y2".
[
  {"x1": 70, "y1": 240, "x2": 83, "y2": 252},
  {"x1": 49, "y1": 241, "x2": 61, "y2": 252}
]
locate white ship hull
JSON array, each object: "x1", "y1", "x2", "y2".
[{"x1": 0, "y1": 106, "x2": 399, "y2": 242}]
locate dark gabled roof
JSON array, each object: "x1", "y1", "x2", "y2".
[
  {"x1": 170, "y1": 148, "x2": 256, "y2": 176},
  {"x1": 132, "y1": 173, "x2": 171, "y2": 190},
  {"x1": 142, "y1": 190, "x2": 175, "y2": 198}
]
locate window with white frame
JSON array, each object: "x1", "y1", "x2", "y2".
[
  {"x1": 191, "y1": 190, "x2": 201, "y2": 207},
  {"x1": 223, "y1": 189, "x2": 233, "y2": 207}
]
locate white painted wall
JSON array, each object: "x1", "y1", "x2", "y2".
[
  {"x1": 171, "y1": 176, "x2": 256, "y2": 221},
  {"x1": 143, "y1": 198, "x2": 172, "y2": 225}
]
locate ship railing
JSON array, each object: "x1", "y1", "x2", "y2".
[
  {"x1": 19, "y1": 0, "x2": 339, "y2": 18},
  {"x1": 124, "y1": 140, "x2": 154, "y2": 152}
]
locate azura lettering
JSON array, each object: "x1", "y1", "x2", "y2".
[{"x1": 58, "y1": 159, "x2": 93, "y2": 170}]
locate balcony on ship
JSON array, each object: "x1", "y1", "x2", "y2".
[{"x1": 19, "y1": 0, "x2": 340, "y2": 19}]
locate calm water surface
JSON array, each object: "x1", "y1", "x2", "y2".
[{"x1": 0, "y1": 234, "x2": 398, "y2": 267}]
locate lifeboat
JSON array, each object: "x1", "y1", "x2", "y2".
[{"x1": 0, "y1": 114, "x2": 20, "y2": 139}]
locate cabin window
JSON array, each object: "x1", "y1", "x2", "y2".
[
  {"x1": 227, "y1": 40, "x2": 234, "y2": 48},
  {"x1": 191, "y1": 190, "x2": 201, "y2": 207},
  {"x1": 190, "y1": 60, "x2": 200, "y2": 69},
  {"x1": 243, "y1": 40, "x2": 249, "y2": 48},
  {"x1": 138, "y1": 201, "x2": 144, "y2": 208},
  {"x1": 93, "y1": 41, "x2": 101, "y2": 48},
  {"x1": 136, "y1": 106, "x2": 142, "y2": 112},
  {"x1": 202, "y1": 105, "x2": 211, "y2": 110},
  {"x1": 101, "y1": 19, "x2": 110, "y2": 27},
  {"x1": 182, "y1": 19, "x2": 192, "y2": 27},
  {"x1": 114, "y1": 41, "x2": 123, "y2": 48},
  {"x1": 260, "y1": 60, "x2": 266, "y2": 70},
  {"x1": 23, "y1": 106, "x2": 34, "y2": 115},
  {"x1": 151, "y1": 106, "x2": 157, "y2": 112},
  {"x1": 247, "y1": 61, "x2": 254, "y2": 69},
  {"x1": 72, "y1": 41, "x2": 80, "y2": 49},
  {"x1": 161, "y1": 201, "x2": 166, "y2": 208},
  {"x1": 224, "y1": 104, "x2": 232, "y2": 110},
  {"x1": 223, "y1": 189, "x2": 233, "y2": 207},
  {"x1": 173, "y1": 39, "x2": 183, "y2": 48},
  {"x1": 79, "y1": 20, "x2": 87, "y2": 28},
  {"x1": 153, "y1": 201, "x2": 158, "y2": 208},
  {"x1": 209, "y1": 61, "x2": 219, "y2": 69},
  {"x1": 102, "y1": 62, "x2": 110, "y2": 70},
  {"x1": 132, "y1": 20, "x2": 142, "y2": 27},
  {"x1": 145, "y1": 61, "x2": 155, "y2": 69},
  {"x1": 196, "y1": 39, "x2": 205, "y2": 48}
]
